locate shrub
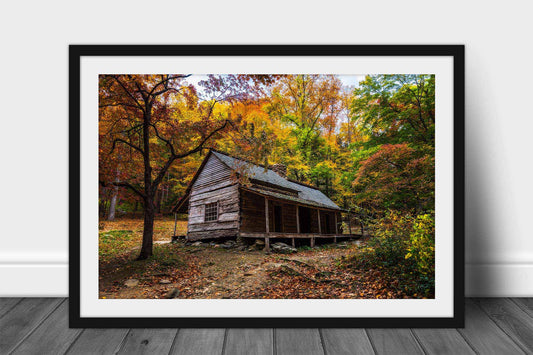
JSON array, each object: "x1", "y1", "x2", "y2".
[
  {"x1": 344, "y1": 211, "x2": 435, "y2": 298},
  {"x1": 406, "y1": 213, "x2": 435, "y2": 276}
]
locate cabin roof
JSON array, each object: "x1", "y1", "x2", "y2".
[{"x1": 211, "y1": 151, "x2": 341, "y2": 210}]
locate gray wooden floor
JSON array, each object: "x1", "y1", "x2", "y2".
[{"x1": 1, "y1": 299, "x2": 532, "y2": 354}]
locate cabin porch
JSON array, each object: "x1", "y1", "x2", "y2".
[{"x1": 239, "y1": 188, "x2": 360, "y2": 252}]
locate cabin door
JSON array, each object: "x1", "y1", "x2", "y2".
[{"x1": 273, "y1": 205, "x2": 283, "y2": 232}]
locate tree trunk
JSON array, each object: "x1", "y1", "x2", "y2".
[
  {"x1": 107, "y1": 166, "x2": 120, "y2": 221},
  {"x1": 155, "y1": 188, "x2": 162, "y2": 214},
  {"x1": 138, "y1": 106, "x2": 154, "y2": 260},
  {"x1": 107, "y1": 185, "x2": 119, "y2": 221},
  {"x1": 138, "y1": 195, "x2": 155, "y2": 260}
]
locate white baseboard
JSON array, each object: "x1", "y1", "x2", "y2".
[
  {"x1": 465, "y1": 263, "x2": 533, "y2": 297},
  {"x1": 0, "y1": 264, "x2": 68, "y2": 297},
  {"x1": 2, "y1": 260, "x2": 533, "y2": 297}
]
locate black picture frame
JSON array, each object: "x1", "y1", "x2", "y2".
[{"x1": 69, "y1": 45, "x2": 465, "y2": 328}]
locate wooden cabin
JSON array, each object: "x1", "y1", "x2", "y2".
[{"x1": 172, "y1": 149, "x2": 350, "y2": 251}]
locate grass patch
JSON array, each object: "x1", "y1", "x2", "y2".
[
  {"x1": 99, "y1": 230, "x2": 136, "y2": 261},
  {"x1": 99, "y1": 243, "x2": 189, "y2": 288}
]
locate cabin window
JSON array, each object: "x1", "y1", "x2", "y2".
[{"x1": 204, "y1": 202, "x2": 219, "y2": 222}]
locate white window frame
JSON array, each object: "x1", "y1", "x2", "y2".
[{"x1": 204, "y1": 201, "x2": 219, "y2": 222}]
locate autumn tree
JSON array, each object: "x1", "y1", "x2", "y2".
[
  {"x1": 99, "y1": 74, "x2": 278, "y2": 259},
  {"x1": 353, "y1": 143, "x2": 434, "y2": 213},
  {"x1": 338, "y1": 73, "x2": 436, "y2": 228},
  {"x1": 99, "y1": 74, "x2": 233, "y2": 259},
  {"x1": 264, "y1": 75, "x2": 345, "y2": 189}
]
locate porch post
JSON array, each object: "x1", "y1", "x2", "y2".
[
  {"x1": 265, "y1": 197, "x2": 270, "y2": 252},
  {"x1": 310, "y1": 236, "x2": 315, "y2": 248},
  {"x1": 173, "y1": 212, "x2": 178, "y2": 236},
  {"x1": 317, "y1": 209, "x2": 322, "y2": 235},
  {"x1": 334, "y1": 212, "x2": 338, "y2": 243},
  {"x1": 296, "y1": 205, "x2": 300, "y2": 234}
]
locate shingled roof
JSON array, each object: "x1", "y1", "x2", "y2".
[{"x1": 211, "y1": 150, "x2": 341, "y2": 210}]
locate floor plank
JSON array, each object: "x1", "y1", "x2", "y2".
[
  {"x1": 66, "y1": 328, "x2": 129, "y2": 354},
  {"x1": 118, "y1": 328, "x2": 177, "y2": 355},
  {"x1": 476, "y1": 298, "x2": 533, "y2": 354},
  {"x1": 320, "y1": 328, "x2": 375, "y2": 355},
  {"x1": 366, "y1": 329, "x2": 423, "y2": 354},
  {"x1": 11, "y1": 300, "x2": 83, "y2": 355},
  {"x1": 458, "y1": 299, "x2": 526, "y2": 355},
  {"x1": 224, "y1": 328, "x2": 273, "y2": 355},
  {"x1": 0, "y1": 297, "x2": 63, "y2": 354},
  {"x1": 2, "y1": 297, "x2": 533, "y2": 354},
  {"x1": 275, "y1": 329, "x2": 324, "y2": 355},
  {"x1": 170, "y1": 329, "x2": 225, "y2": 355},
  {"x1": 412, "y1": 328, "x2": 475, "y2": 355},
  {"x1": 0, "y1": 298, "x2": 21, "y2": 317},
  {"x1": 513, "y1": 298, "x2": 533, "y2": 318}
]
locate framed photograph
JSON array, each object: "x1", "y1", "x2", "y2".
[{"x1": 70, "y1": 45, "x2": 464, "y2": 327}]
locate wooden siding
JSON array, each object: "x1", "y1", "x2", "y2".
[
  {"x1": 187, "y1": 154, "x2": 239, "y2": 239},
  {"x1": 320, "y1": 210, "x2": 338, "y2": 234},
  {"x1": 187, "y1": 229, "x2": 239, "y2": 241},
  {"x1": 240, "y1": 189, "x2": 266, "y2": 233},
  {"x1": 309, "y1": 208, "x2": 319, "y2": 234},
  {"x1": 191, "y1": 153, "x2": 233, "y2": 190},
  {"x1": 281, "y1": 203, "x2": 298, "y2": 233},
  {"x1": 240, "y1": 190, "x2": 299, "y2": 234},
  {"x1": 268, "y1": 200, "x2": 275, "y2": 232}
]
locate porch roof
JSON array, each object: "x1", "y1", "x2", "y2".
[{"x1": 241, "y1": 186, "x2": 344, "y2": 212}]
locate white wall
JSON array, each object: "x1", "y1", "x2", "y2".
[{"x1": 1, "y1": 0, "x2": 531, "y2": 297}]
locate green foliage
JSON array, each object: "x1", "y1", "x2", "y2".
[
  {"x1": 406, "y1": 213, "x2": 435, "y2": 276},
  {"x1": 344, "y1": 211, "x2": 435, "y2": 298},
  {"x1": 351, "y1": 74, "x2": 435, "y2": 149},
  {"x1": 358, "y1": 212, "x2": 414, "y2": 268}
]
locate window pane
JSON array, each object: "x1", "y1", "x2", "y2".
[{"x1": 205, "y1": 202, "x2": 218, "y2": 222}]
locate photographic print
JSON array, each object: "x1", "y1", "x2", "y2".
[
  {"x1": 71, "y1": 45, "x2": 464, "y2": 327},
  {"x1": 98, "y1": 73, "x2": 436, "y2": 300}
]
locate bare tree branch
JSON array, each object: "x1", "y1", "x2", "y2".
[
  {"x1": 151, "y1": 119, "x2": 231, "y2": 192},
  {"x1": 99, "y1": 102, "x2": 140, "y2": 110},
  {"x1": 99, "y1": 180, "x2": 146, "y2": 198},
  {"x1": 108, "y1": 75, "x2": 146, "y2": 112},
  {"x1": 150, "y1": 123, "x2": 176, "y2": 156},
  {"x1": 110, "y1": 138, "x2": 144, "y2": 155},
  {"x1": 149, "y1": 74, "x2": 191, "y2": 96},
  {"x1": 114, "y1": 182, "x2": 145, "y2": 198}
]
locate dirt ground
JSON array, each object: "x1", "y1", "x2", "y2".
[
  {"x1": 98, "y1": 217, "x2": 409, "y2": 299},
  {"x1": 99, "y1": 240, "x2": 372, "y2": 299}
]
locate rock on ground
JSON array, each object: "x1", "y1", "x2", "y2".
[
  {"x1": 124, "y1": 279, "x2": 139, "y2": 287},
  {"x1": 272, "y1": 242, "x2": 297, "y2": 254}
]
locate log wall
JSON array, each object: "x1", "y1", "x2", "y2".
[
  {"x1": 281, "y1": 203, "x2": 298, "y2": 233},
  {"x1": 240, "y1": 191, "x2": 299, "y2": 234},
  {"x1": 240, "y1": 189, "x2": 266, "y2": 233},
  {"x1": 309, "y1": 208, "x2": 319, "y2": 234},
  {"x1": 187, "y1": 154, "x2": 239, "y2": 240}
]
